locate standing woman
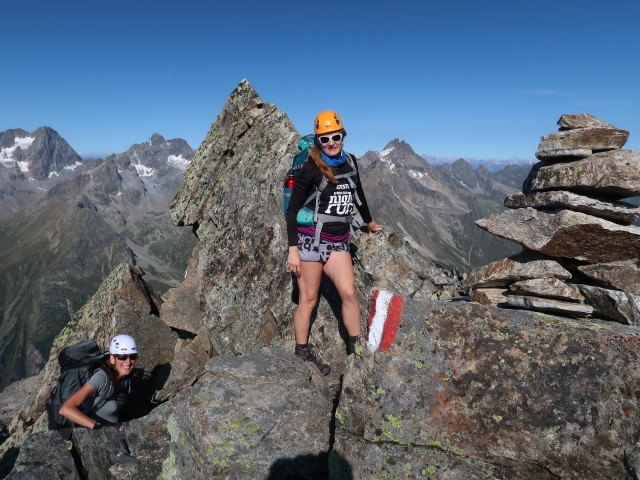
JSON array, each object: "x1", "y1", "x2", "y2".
[
  {"x1": 286, "y1": 111, "x2": 382, "y2": 374},
  {"x1": 59, "y1": 334, "x2": 137, "y2": 429}
]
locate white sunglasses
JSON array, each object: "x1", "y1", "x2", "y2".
[{"x1": 318, "y1": 132, "x2": 343, "y2": 144}]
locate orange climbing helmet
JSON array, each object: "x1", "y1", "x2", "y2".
[{"x1": 314, "y1": 111, "x2": 344, "y2": 135}]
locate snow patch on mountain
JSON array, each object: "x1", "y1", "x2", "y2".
[
  {"x1": 380, "y1": 147, "x2": 394, "y2": 157},
  {"x1": 168, "y1": 154, "x2": 190, "y2": 170},
  {"x1": 380, "y1": 157, "x2": 396, "y2": 172},
  {"x1": 134, "y1": 164, "x2": 155, "y2": 177},
  {"x1": 64, "y1": 161, "x2": 84, "y2": 171},
  {"x1": 0, "y1": 136, "x2": 35, "y2": 164}
]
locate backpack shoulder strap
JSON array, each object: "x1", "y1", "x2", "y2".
[{"x1": 334, "y1": 153, "x2": 362, "y2": 206}]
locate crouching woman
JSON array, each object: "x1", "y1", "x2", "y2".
[{"x1": 59, "y1": 334, "x2": 137, "y2": 430}]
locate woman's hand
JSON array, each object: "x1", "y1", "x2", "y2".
[
  {"x1": 287, "y1": 246, "x2": 301, "y2": 278},
  {"x1": 366, "y1": 220, "x2": 383, "y2": 237}
]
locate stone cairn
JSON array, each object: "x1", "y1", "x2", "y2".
[{"x1": 466, "y1": 113, "x2": 640, "y2": 324}]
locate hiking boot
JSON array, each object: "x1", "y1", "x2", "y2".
[
  {"x1": 347, "y1": 335, "x2": 364, "y2": 356},
  {"x1": 295, "y1": 344, "x2": 331, "y2": 375}
]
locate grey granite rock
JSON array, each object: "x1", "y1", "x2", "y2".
[
  {"x1": 577, "y1": 284, "x2": 640, "y2": 325},
  {"x1": 476, "y1": 208, "x2": 640, "y2": 263},
  {"x1": 73, "y1": 427, "x2": 127, "y2": 480},
  {"x1": 507, "y1": 295, "x2": 593, "y2": 316},
  {"x1": 509, "y1": 278, "x2": 584, "y2": 302},
  {"x1": 525, "y1": 149, "x2": 640, "y2": 199},
  {"x1": 160, "y1": 347, "x2": 332, "y2": 479},
  {"x1": 465, "y1": 251, "x2": 571, "y2": 288},
  {"x1": 577, "y1": 261, "x2": 640, "y2": 295},
  {"x1": 536, "y1": 128, "x2": 629, "y2": 160},
  {"x1": 5, "y1": 431, "x2": 79, "y2": 479},
  {"x1": 557, "y1": 113, "x2": 619, "y2": 130},
  {"x1": 504, "y1": 190, "x2": 640, "y2": 224},
  {"x1": 334, "y1": 292, "x2": 640, "y2": 479}
]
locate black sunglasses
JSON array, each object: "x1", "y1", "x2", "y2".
[
  {"x1": 114, "y1": 354, "x2": 138, "y2": 361},
  {"x1": 318, "y1": 133, "x2": 343, "y2": 144}
]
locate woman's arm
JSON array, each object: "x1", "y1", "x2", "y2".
[{"x1": 58, "y1": 383, "x2": 100, "y2": 429}]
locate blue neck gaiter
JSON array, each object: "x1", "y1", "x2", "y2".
[{"x1": 321, "y1": 150, "x2": 346, "y2": 167}]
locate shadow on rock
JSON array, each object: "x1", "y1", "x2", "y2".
[
  {"x1": 120, "y1": 363, "x2": 171, "y2": 421},
  {"x1": 265, "y1": 451, "x2": 354, "y2": 479},
  {"x1": 266, "y1": 451, "x2": 348, "y2": 480},
  {"x1": 0, "y1": 446, "x2": 19, "y2": 478}
]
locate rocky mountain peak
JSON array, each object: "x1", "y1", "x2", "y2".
[
  {"x1": 381, "y1": 138, "x2": 418, "y2": 159},
  {"x1": 168, "y1": 79, "x2": 461, "y2": 362},
  {"x1": 108, "y1": 134, "x2": 194, "y2": 183},
  {"x1": 0, "y1": 125, "x2": 82, "y2": 181},
  {"x1": 148, "y1": 133, "x2": 166, "y2": 145}
]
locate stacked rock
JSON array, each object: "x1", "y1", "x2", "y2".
[{"x1": 466, "y1": 113, "x2": 640, "y2": 325}]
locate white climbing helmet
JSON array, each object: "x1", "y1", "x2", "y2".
[{"x1": 109, "y1": 335, "x2": 138, "y2": 355}]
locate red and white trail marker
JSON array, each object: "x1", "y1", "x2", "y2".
[{"x1": 366, "y1": 289, "x2": 405, "y2": 352}]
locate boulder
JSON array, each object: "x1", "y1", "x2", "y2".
[
  {"x1": 0, "y1": 376, "x2": 39, "y2": 445},
  {"x1": 535, "y1": 114, "x2": 629, "y2": 160},
  {"x1": 577, "y1": 285, "x2": 640, "y2": 325},
  {"x1": 4, "y1": 431, "x2": 79, "y2": 479},
  {"x1": 465, "y1": 251, "x2": 571, "y2": 288},
  {"x1": 476, "y1": 207, "x2": 640, "y2": 263},
  {"x1": 524, "y1": 149, "x2": 640, "y2": 199},
  {"x1": 159, "y1": 247, "x2": 203, "y2": 334},
  {"x1": 126, "y1": 347, "x2": 333, "y2": 479},
  {"x1": 470, "y1": 287, "x2": 510, "y2": 306},
  {"x1": 536, "y1": 128, "x2": 629, "y2": 160},
  {"x1": 72, "y1": 427, "x2": 129, "y2": 480},
  {"x1": 334, "y1": 291, "x2": 640, "y2": 479},
  {"x1": 557, "y1": 113, "x2": 620, "y2": 130},
  {"x1": 509, "y1": 278, "x2": 584, "y2": 302},
  {"x1": 504, "y1": 190, "x2": 640, "y2": 224},
  {"x1": 506, "y1": 295, "x2": 593, "y2": 317},
  {"x1": 577, "y1": 261, "x2": 640, "y2": 294}
]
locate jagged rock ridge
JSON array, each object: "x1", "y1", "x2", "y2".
[{"x1": 169, "y1": 80, "x2": 461, "y2": 363}]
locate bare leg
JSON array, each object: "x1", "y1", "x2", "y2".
[
  {"x1": 323, "y1": 251, "x2": 360, "y2": 337},
  {"x1": 293, "y1": 260, "x2": 323, "y2": 344}
]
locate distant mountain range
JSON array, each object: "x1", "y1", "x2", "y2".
[
  {"x1": 0, "y1": 127, "x2": 532, "y2": 392},
  {"x1": 0, "y1": 127, "x2": 196, "y2": 391},
  {"x1": 359, "y1": 139, "x2": 528, "y2": 272},
  {"x1": 422, "y1": 154, "x2": 535, "y2": 172}
]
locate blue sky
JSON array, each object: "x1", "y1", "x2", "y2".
[{"x1": 2, "y1": 0, "x2": 639, "y2": 161}]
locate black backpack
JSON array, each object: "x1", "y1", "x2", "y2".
[{"x1": 46, "y1": 340, "x2": 114, "y2": 430}]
